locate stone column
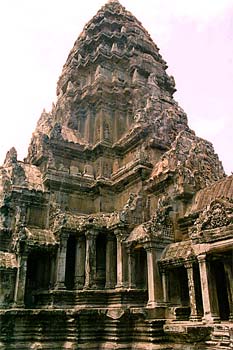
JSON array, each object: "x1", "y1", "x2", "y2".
[
  {"x1": 54, "y1": 235, "x2": 68, "y2": 290},
  {"x1": 116, "y1": 235, "x2": 123, "y2": 288},
  {"x1": 128, "y1": 248, "x2": 136, "y2": 289},
  {"x1": 208, "y1": 260, "x2": 220, "y2": 321},
  {"x1": 223, "y1": 259, "x2": 233, "y2": 321},
  {"x1": 145, "y1": 245, "x2": 163, "y2": 308},
  {"x1": 185, "y1": 261, "x2": 201, "y2": 321},
  {"x1": 105, "y1": 235, "x2": 116, "y2": 289},
  {"x1": 161, "y1": 268, "x2": 169, "y2": 303},
  {"x1": 197, "y1": 254, "x2": 219, "y2": 322},
  {"x1": 13, "y1": 254, "x2": 28, "y2": 308},
  {"x1": 116, "y1": 234, "x2": 127, "y2": 288},
  {"x1": 74, "y1": 236, "x2": 86, "y2": 290},
  {"x1": 84, "y1": 230, "x2": 97, "y2": 289}
]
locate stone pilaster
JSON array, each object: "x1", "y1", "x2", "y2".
[
  {"x1": 84, "y1": 230, "x2": 97, "y2": 289},
  {"x1": 115, "y1": 233, "x2": 127, "y2": 288},
  {"x1": 208, "y1": 260, "x2": 220, "y2": 321},
  {"x1": 197, "y1": 254, "x2": 219, "y2": 323},
  {"x1": 13, "y1": 254, "x2": 28, "y2": 308},
  {"x1": 54, "y1": 235, "x2": 68, "y2": 290},
  {"x1": 161, "y1": 268, "x2": 169, "y2": 303},
  {"x1": 184, "y1": 261, "x2": 201, "y2": 321},
  {"x1": 74, "y1": 235, "x2": 86, "y2": 290},
  {"x1": 105, "y1": 235, "x2": 116, "y2": 289},
  {"x1": 223, "y1": 259, "x2": 233, "y2": 321},
  {"x1": 127, "y1": 248, "x2": 136, "y2": 289},
  {"x1": 145, "y1": 245, "x2": 163, "y2": 308}
]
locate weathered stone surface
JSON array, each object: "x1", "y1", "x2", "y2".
[{"x1": 0, "y1": 0, "x2": 232, "y2": 349}]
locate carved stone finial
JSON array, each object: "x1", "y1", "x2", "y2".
[{"x1": 3, "y1": 147, "x2": 17, "y2": 166}]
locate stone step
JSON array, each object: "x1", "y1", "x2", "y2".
[{"x1": 206, "y1": 326, "x2": 233, "y2": 350}]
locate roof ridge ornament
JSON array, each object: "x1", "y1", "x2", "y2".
[{"x1": 107, "y1": 0, "x2": 120, "y2": 3}]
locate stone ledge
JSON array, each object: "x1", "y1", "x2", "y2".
[{"x1": 164, "y1": 323, "x2": 212, "y2": 343}]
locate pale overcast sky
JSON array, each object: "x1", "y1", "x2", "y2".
[{"x1": 0, "y1": 0, "x2": 232, "y2": 174}]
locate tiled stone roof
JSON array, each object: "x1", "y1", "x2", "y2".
[
  {"x1": 160, "y1": 240, "x2": 194, "y2": 263},
  {"x1": 126, "y1": 224, "x2": 150, "y2": 244},
  {"x1": 187, "y1": 175, "x2": 233, "y2": 215},
  {"x1": 25, "y1": 227, "x2": 57, "y2": 246}
]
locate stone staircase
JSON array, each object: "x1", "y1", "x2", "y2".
[{"x1": 206, "y1": 324, "x2": 233, "y2": 350}]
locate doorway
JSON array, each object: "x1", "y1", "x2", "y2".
[{"x1": 213, "y1": 260, "x2": 230, "y2": 321}]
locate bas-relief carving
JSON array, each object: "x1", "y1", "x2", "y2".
[
  {"x1": 189, "y1": 199, "x2": 233, "y2": 240},
  {"x1": 0, "y1": 0, "x2": 232, "y2": 349}
]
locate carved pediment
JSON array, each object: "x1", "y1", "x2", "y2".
[
  {"x1": 189, "y1": 199, "x2": 233, "y2": 239},
  {"x1": 148, "y1": 206, "x2": 174, "y2": 240},
  {"x1": 126, "y1": 205, "x2": 174, "y2": 246}
]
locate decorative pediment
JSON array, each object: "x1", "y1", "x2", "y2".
[
  {"x1": 148, "y1": 206, "x2": 174, "y2": 241},
  {"x1": 126, "y1": 205, "x2": 174, "y2": 247},
  {"x1": 189, "y1": 199, "x2": 233, "y2": 240}
]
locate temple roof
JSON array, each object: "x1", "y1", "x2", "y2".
[
  {"x1": 149, "y1": 130, "x2": 225, "y2": 192},
  {"x1": 26, "y1": 0, "x2": 180, "y2": 164},
  {"x1": 62, "y1": 0, "x2": 161, "y2": 73},
  {"x1": 25, "y1": 227, "x2": 57, "y2": 247},
  {"x1": 126, "y1": 224, "x2": 150, "y2": 245},
  {"x1": 186, "y1": 175, "x2": 233, "y2": 215},
  {"x1": 160, "y1": 240, "x2": 195, "y2": 265}
]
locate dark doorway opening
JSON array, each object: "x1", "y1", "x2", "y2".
[
  {"x1": 135, "y1": 247, "x2": 147, "y2": 289},
  {"x1": 213, "y1": 260, "x2": 230, "y2": 321},
  {"x1": 168, "y1": 267, "x2": 190, "y2": 320},
  {"x1": 65, "y1": 235, "x2": 76, "y2": 289},
  {"x1": 96, "y1": 234, "x2": 106, "y2": 288},
  {"x1": 25, "y1": 251, "x2": 52, "y2": 307}
]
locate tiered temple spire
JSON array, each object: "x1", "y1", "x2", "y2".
[{"x1": 0, "y1": 1, "x2": 231, "y2": 349}]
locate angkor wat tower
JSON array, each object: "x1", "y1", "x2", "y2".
[{"x1": 0, "y1": 1, "x2": 232, "y2": 349}]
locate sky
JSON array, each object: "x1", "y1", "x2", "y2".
[{"x1": 0, "y1": 0, "x2": 232, "y2": 174}]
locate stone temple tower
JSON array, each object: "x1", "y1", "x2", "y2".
[{"x1": 0, "y1": 1, "x2": 232, "y2": 349}]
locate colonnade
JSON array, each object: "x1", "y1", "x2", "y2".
[
  {"x1": 54, "y1": 231, "x2": 118, "y2": 290},
  {"x1": 53, "y1": 230, "x2": 164, "y2": 308},
  {"x1": 12, "y1": 228, "x2": 174, "y2": 310},
  {"x1": 14, "y1": 227, "x2": 233, "y2": 322},
  {"x1": 161, "y1": 253, "x2": 233, "y2": 322}
]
